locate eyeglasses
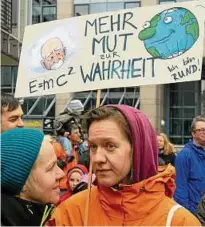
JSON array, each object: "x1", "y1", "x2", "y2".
[{"x1": 193, "y1": 128, "x2": 205, "y2": 133}]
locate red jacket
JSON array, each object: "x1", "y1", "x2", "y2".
[{"x1": 57, "y1": 164, "x2": 88, "y2": 205}]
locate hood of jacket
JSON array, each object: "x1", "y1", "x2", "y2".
[
  {"x1": 185, "y1": 139, "x2": 205, "y2": 160},
  {"x1": 98, "y1": 164, "x2": 176, "y2": 220},
  {"x1": 106, "y1": 105, "x2": 158, "y2": 183}
]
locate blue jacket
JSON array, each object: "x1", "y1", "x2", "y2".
[{"x1": 174, "y1": 140, "x2": 205, "y2": 214}]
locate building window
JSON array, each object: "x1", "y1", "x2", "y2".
[
  {"x1": 75, "y1": 4, "x2": 89, "y2": 16},
  {"x1": 1, "y1": 0, "x2": 12, "y2": 33},
  {"x1": 42, "y1": 6, "x2": 56, "y2": 22},
  {"x1": 168, "y1": 81, "x2": 200, "y2": 145},
  {"x1": 22, "y1": 96, "x2": 55, "y2": 117},
  {"x1": 90, "y1": 3, "x2": 107, "y2": 14},
  {"x1": 107, "y1": 2, "x2": 124, "y2": 12},
  {"x1": 12, "y1": 0, "x2": 18, "y2": 26},
  {"x1": 32, "y1": 0, "x2": 57, "y2": 24},
  {"x1": 124, "y1": 1, "x2": 141, "y2": 9},
  {"x1": 74, "y1": 1, "x2": 140, "y2": 16},
  {"x1": 159, "y1": 0, "x2": 176, "y2": 4},
  {"x1": 176, "y1": 0, "x2": 192, "y2": 2},
  {"x1": 42, "y1": 0, "x2": 56, "y2": 5},
  {"x1": 32, "y1": 6, "x2": 41, "y2": 24},
  {"x1": 1, "y1": 66, "x2": 18, "y2": 94},
  {"x1": 159, "y1": 0, "x2": 192, "y2": 4}
]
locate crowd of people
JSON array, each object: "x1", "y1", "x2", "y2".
[{"x1": 1, "y1": 92, "x2": 205, "y2": 226}]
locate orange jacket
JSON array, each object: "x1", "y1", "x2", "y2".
[
  {"x1": 59, "y1": 150, "x2": 79, "y2": 190},
  {"x1": 49, "y1": 165, "x2": 201, "y2": 226},
  {"x1": 52, "y1": 141, "x2": 66, "y2": 161},
  {"x1": 53, "y1": 141, "x2": 78, "y2": 190}
]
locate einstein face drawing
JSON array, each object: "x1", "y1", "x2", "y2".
[{"x1": 41, "y1": 38, "x2": 66, "y2": 70}]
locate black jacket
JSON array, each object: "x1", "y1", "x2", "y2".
[
  {"x1": 1, "y1": 193, "x2": 54, "y2": 226},
  {"x1": 158, "y1": 150, "x2": 176, "y2": 166},
  {"x1": 196, "y1": 193, "x2": 205, "y2": 226}
]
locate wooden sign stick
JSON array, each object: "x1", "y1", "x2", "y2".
[{"x1": 84, "y1": 89, "x2": 101, "y2": 226}]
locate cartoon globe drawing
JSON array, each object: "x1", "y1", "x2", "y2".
[{"x1": 138, "y1": 7, "x2": 199, "y2": 59}]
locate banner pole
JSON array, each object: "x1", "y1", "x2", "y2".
[
  {"x1": 84, "y1": 89, "x2": 101, "y2": 226},
  {"x1": 96, "y1": 89, "x2": 101, "y2": 108}
]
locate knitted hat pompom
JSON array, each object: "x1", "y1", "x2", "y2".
[{"x1": 1, "y1": 128, "x2": 44, "y2": 195}]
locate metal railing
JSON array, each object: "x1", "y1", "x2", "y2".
[{"x1": 69, "y1": 88, "x2": 140, "y2": 110}]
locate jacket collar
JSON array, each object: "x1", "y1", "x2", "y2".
[
  {"x1": 97, "y1": 165, "x2": 175, "y2": 220},
  {"x1": 186, "y1": 140, "x2": 205, "y2": 158}
]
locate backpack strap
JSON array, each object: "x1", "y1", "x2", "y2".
[{"x1": 166, "y1": 204, "x2": 182, "y2": 227}]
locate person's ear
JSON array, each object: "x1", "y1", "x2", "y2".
[
  {"x1": 19, "y1": 181, "x2": 29, "y2": 199},
  {"x1": 21, "y1": 172, "x2": 35, "y2": 194},
  {"x1": 191, "y1": 131, "x2": 195, "y2": 138},
  {"x1": 21, "y1": 183, "x2": 28, "y2": 193}
]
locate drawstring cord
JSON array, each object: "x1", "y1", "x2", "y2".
[
  {"x1": 40, "y1": 205, "x2": 53, "y2": 226},
  {"x1": 84, "y1": 161, "x2": 93, "y2": 226}
]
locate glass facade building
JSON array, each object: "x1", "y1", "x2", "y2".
[
  {"x1": 32, "y1": 0, "x2": 57, "y2": 24},
  {"x1": 74, "y1": 1, "x2": 140, "y2": 16},
  {"x1": 167, "y1": 81, "x2": 201, "y2": 144}
]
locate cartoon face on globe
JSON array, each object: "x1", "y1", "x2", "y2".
[
  {"x1": 138, "y1": 7, "x2": 199, "y2": 59},
  {"x1": 40, "y1": 37, "x2": 66, "y2": 70}
]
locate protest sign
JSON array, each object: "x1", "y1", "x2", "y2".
[{"x1": 15, "y1": 1, "x2": 205, "y2": 98}]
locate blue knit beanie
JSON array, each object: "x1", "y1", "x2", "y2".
[{"x1": 1, "y1": 128, "x2": 44, "y2": 195}]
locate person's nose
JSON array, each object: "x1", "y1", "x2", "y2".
[
  {"x1": 54, "y1": 53, "x2": 60, "y2": 62},
  {"x1": 92, "y1": 147, "x2": 107, "y2": 164},
  {"x1": 17, "y1": 118, "x2": 24, "y2": 127},
  {"x1": 56, "y1": 166, "x2": 65, "y2": 180}
]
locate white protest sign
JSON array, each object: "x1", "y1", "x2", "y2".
[{"x1": 15, "y1": 1, "x2": 205, "y2": 98}]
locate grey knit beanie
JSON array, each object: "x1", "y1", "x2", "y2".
[{"x1": 1, "y1": 128, "x2": 44, "y2": 195}]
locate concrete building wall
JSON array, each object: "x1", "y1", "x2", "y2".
[
  {"x1": 19, "y1": 0, "x2": 27, "y2": 41},
  {"x1": 55, "y1": 0, "x2": 74, "y2": 116},
  {"x1": 57, "y1": 0, "x2": 73, "y2": 20},
  {"x1": 55, "y1": 93, "x2": 74, "y2": 116},
  {"x1": 140, "y1": 85, "x2": 165, "y2": 133},
  {"x1": 141, "y1": 0, "x2": 159, "y2": 6}
]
